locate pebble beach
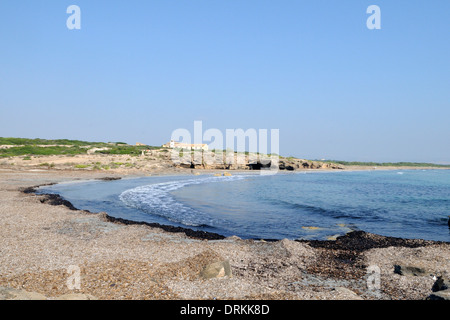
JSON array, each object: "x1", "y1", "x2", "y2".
[{"x1": 0, "y1": 166, "x2": 449, "y2": 300}]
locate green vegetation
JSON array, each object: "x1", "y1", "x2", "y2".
[
  {"x1": 321, "y1": 160, "x2": 450, "y2": 168},
  {"x1": 0, "y1": 137, "x2": 160, "y2": 158},
  {"x1": 40, "y1": 163, "x2": 55, "y2": 168},
  {"x1": 0, "y1": 146, "x2": 88, "y2": 158},
  {"x1": 74, "y1": 164, "x2": 89, "y2": 169},
  {"x1": 0, "y1": 137, "x2": 108, "y2": 147},
  {"x1": 94, "y1": 145, "x2": 159, "y2": 156}
]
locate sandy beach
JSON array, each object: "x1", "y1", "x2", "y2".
[{"x1": 0, "y1": 160, "x2": 449, "y2": 301}]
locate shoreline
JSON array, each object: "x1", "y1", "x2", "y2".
[
  {"x1": 26, "y1": 175, "x2": 450, "y2": 244},
  {"x1": 28, "y1": 166, "x2": 450, "y2": 243},
  {"x1": 1, "y1": 167, "x2": 449, "y2": 300}
]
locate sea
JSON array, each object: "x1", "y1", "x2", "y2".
[{"x1": 37, "y1": 170, "x2": 450, "y2": 242}]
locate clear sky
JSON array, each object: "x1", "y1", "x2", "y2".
[{"x1": 1, "y1": 1, "x2": 449, "y2": 163}]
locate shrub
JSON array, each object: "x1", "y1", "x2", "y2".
[{"x1": 75, "y1": 164, "x2": 89, "y2": 169}]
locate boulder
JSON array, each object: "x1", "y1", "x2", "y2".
[
  {"x1": 427, "y1": 289, "x2": 450, "y2": 300},
  {"x1": 200, "y1": 260, "x2": 232, "y2": 279},
  {"x1": 393, "y1": 264, "x2": 428, "y2": 277},
  {"x1": 432, "y1": 276, "x2": 449, "y2": 292},
  {"x1": 0, "y1": 287, "x2": 47, "y2": 300}
]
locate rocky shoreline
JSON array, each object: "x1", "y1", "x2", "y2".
[{"x1": 0, "y1": 168, "x2": 449, "y2": 300}]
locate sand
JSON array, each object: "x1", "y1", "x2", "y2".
[{"x1": 0, "y1": 162, "x2": 449, "y2": 300}]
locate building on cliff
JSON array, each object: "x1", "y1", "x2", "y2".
[{"x1": 162, "y1": 140, "x2": 209, "y2": 151}]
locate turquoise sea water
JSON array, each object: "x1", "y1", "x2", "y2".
[{"x1": 38, "y1": 170, "x2": 450, "y2": 242}]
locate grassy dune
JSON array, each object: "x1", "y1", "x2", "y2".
[{"x1": 0, "y1": 137, "x2": 159, "y2": 158}]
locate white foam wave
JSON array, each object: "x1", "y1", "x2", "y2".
[{"x1": 119, "y1": 175, "x2": 245, "y2": 227}]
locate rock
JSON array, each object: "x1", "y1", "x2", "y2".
[
  {"x1": 302, "y1": 226, "x2": 321, "y2": 230},
  {"x1": 225, "y1": 235, "x2": 242, "y2": 241},
  {"x1": 432, "y1": 276, "x2": 449, "y2": 292},
  {"x1": 200, "y1": 260, "x2": 232, "y2": 279},
  {"x1": 427, "y1": 289, "x2": 450, "y2": 300},
  {"x1": 55, "y1": 293, "x2": 98, "y2": 300},
  {"x1": 393, "y1": 264, "x2": 428, "y2": 276},
  {"x1": 176, "y1": 155, "x2": 344, "y2": 172},
  {"x1": 0, "y1": 287, "x2": 47, "y2": 300},
  {"x1": 332, "y1": 287, "x2": 364, "y2": 300}
]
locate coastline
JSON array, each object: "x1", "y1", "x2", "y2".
[
  {"x1": 28, "y1": 173, "x2": 449, "y2": 243},
  {"x1": 1, "y1": 166, "x2": 449, "y2": 300}
]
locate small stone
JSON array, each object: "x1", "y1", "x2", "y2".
[
  {"x1": 55, "y1": 293, "x2": 98, "y2": 300},
  {"x1": 393, "y1": 265, "x2": 427, "y2": 276},
  {"x1": 326, "y1": 234, "x2": 340, "y2": 241},
  {"x1": 332, "y1": 287, "x2": 364, "y2": 300},
  {"x1": 225, "y1": 235, "x2": 241, "y2": 241},
  {"x1": 302, "y1": 226, "x2": 321, "y2": 230},
  {"x1": 200, "y1": 260, "x2": 232, "y2": 279},
  {"x1": 427, "y1": 289, "x2": 450, "y2": 300}
]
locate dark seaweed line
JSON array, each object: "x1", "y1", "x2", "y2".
[
  {"x1": 297, "y1": 230, "x2": 447, "y2": 253},
  {"x1": 103, "y1": 215, "x2": 226, "y2": 240}
]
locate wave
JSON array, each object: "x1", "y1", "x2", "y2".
[
  {"x1": 266, "y1": 198, "x2": 385, "y2": 221},
  {"x1": 119, "y1": 175, "x2": 246, "y2": 227}
]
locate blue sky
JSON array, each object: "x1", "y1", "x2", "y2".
[{"x1": 0, "y1": 1, "x2": 449, "y2": 162}]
